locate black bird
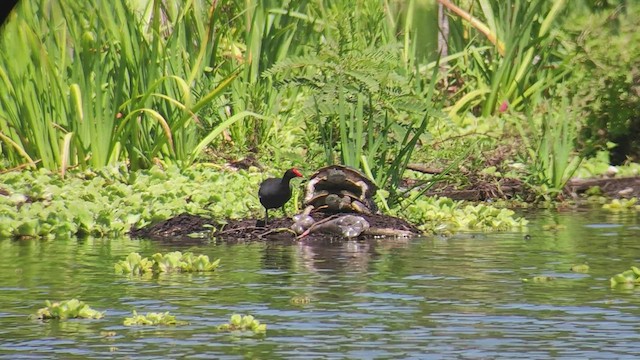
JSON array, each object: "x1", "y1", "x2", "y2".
[{"x1": 258, "y1": 168, "x2": 303, "y2": 225}]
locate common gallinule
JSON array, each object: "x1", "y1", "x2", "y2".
[{"x1": 258, "y1": 168, "x2": 303, "y2": 225}]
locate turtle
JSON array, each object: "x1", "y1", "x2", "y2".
[{"x1": 303, "y1": 165, "x2": 378, "y2": 215}]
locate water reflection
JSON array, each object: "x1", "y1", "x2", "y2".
[{"x1": 1, "y1": 209, "x2": 640, "y2": 358}]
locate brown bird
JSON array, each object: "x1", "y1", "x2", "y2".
[{"x1": 258, "y1": 168, "x2": 303, "y2": 225}]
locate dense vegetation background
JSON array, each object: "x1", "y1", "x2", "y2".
[{"x1": 0, "y1": 0, "x2": 638, "y2": 238}]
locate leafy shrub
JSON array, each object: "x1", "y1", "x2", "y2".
[{"x1": 565, "y1": 4, "x2": 640, "y2": 164}]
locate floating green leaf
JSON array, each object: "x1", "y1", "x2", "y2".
[
  {"x1": 32, "y1": 299, "x2": 104, "y2": 320},
  {"x1": 114, "y1": 252, "x2": 154, "y2": 275},
  {"x1": 570, "y1": 264, "x2": 590, "y2": 273},
  {"x1": 115, "y1": 251, "x2": 220, "y2": 275},
  {"x1": 123, "y1": 311, "x2": 187, "y2": 326},
  {"x1": 603, "y1": 198, "x2": 640, "y2": 212},
  {"x1": 217, "y1": 314, "x2": 267, "y2": 334},
  {"x1": 610, "y1": 266, "x2": 640, "y2": 287}
]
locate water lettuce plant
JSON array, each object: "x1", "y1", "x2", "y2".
[
  {"x1": 602, "y1": 198, "x2": 640, "y2": 212},
  {"x1": 114, "y1": 252, "x2": 154, "y2": 275},
  {"x1": 123, "y1": 311, "x2": 187, "y2": 326},
  {"x1": 521, "y1": 276, "x2": 555, "y2": 283},
  {"x1": 217, "y1": 314, "x2": 266, "y2": 334},
  {"x1": 115, "y1": 251, "x2": 220, "y2": 275},
  {"x1": 32, "y1": 299, "x2": 104, "y2": 320},
  {"x1": 610, "y1": 266, "x2": 640, "y2": 288},
  {"x1": 396, "y1": 195, "x2": 528, "y2": 234},
  {"x1": 570, "y1": 264, "x2": 590, "y2": 273},
  {"x1": 152, "y1": 251, "x2": 220, "y2": 273},
  {"x1": 0, "y1": 165, "x2": 263, "y2": 239}
]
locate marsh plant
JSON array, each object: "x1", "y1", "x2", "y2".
[
  {"x1": 114, "y1": 252, "x2": 154, "y2": 275},
  {"x1": 152, "y1": 251, "x2": 220, "y2": 273},
  {"x1": 265, "y1": 36, "x2": 442, "y2": 207},
  {"x1": 217, "y1": 314, "x2": 267, "y2": 334},
  {"x1": 32, "y1": 299, "x2": 104, "y2": 320},
  {"x1": 123, "y1": 311, "x2": 187, "y2": 326},
  {"x1": 0, "y1": 0, "x2": 247, "y2": 171},
  {"x1": 443, "y1": 0, "x2": 569, "y2": 116},
  {"x1": 114, "y1": 251, "x2": 220, "y2": 275},
  {"x1": 513, "y1": 99, "x2": 583, "y2": 199},
  {"x1": 602, "y1": 198, "x2": 640, "y2": 212},
  {"x1": 610, "y1": 266, "x2": 640, "y2": 288},
  {"x1": 396, "y1": 194, "x2": 528, "y2": 234}
]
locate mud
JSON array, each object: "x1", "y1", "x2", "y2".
[
  {"x1": 130, "y1": 211, "x2": 421, "y2": 242},
  {"x1": 130, "y1": 174, "x2": 640, "y2": 242}
]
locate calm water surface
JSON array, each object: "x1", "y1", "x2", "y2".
[{"x1": 0, "y1": 209, "x2": 639, "y2": 359}]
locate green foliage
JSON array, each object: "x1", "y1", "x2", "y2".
[
  {"x1": 114, "y1": 252, "x2": 154, "y2": 275},
  {"x1": 266, "y1": 30, "x2": 440, "y2": 207},
  {"x1": 0, "y1": 164, "x2": 264, "y2": 239},
  {"x1": 32, "y1": 299, "x2": 104, "y2": 320},
  {"x1": 570, "y1": 264, "x2": 590, "y2": 273},
  {"x1": 512, "y1": 99, "x2": 583, "y2": 199},
  {"x1": 123, "y1": 310, "x2": 187, "y2": 326},
  {"x1": 216, "y1": 0, "x2": 320, "y2": 151},
  {"x1": 445, "y1": 0, "x2": 569, "y2": 116},
  {"x1": 602, "y1": 198, "x2": 640, "y2": 212},
  {"x1": 0, "y1": 0, "x2": 238, "y2": 171},
  {"x1": 152, "y1": 251, "x2": 220, "y2": 273},
  {"x1": 394, "y1": 195, "x2": 528, "y2": 234},
  {"x1": 217, "y1": 314, "x2": 266, "y2": 334},
  {"x1": 521, "y1": 276, "x2": 555, "y2": 283},
  {"x1": 610, "y1": 266, "x2": 640, "y2": 287},
  {"x1": 115, "y1": 251, "x2": 220, "y2": 275},
  {"x1": 565, "y1": 3, "x2": 640, "y2": 164}
]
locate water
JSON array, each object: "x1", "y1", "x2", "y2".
[{"x1": 1, "y1": 209, "x2": 639, "y2": 359}]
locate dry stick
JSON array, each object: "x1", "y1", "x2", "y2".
[
  {"x1": 296, "y1": 214, "x2": 341, "y2": 240},
  {"x1": 437, "y1": 0, "x2": 505, "y2": 56},
  {"x1": 258, "y1": 227, "x2": 298, "y2": 239},
  {"x1": 215, "y1": 226, "x2": 262, "y2": 236}
]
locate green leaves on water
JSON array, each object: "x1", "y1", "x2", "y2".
[
  {"x1": 602, "y1": 198, "x2": 640, "y2": 212},
  {"x1": 217, "y1": 314, "x2": 267, "y2": 334},
  {"x1": 114, "y1": 252, "x2": 154, "y2": 275},
  {"x1": 570, "y1": 264, "x2": 590, "y2": 273},
  {"x1": 610, "y1": 266, "x2": 640, "y2": 288},
  {"x1": 0, "y1": 165, "x2": 264, "y2": 240},
  {"x1": 521, "y1": 276, "x2": 555, "y2": 283},
  {"x1": 31, "y1": 299, "x2": 104, "y2": 320},
  {"x1": 115, "y1": 251, "x2": 220, "y2": 275},
  {"x1": 123, "y1": 311, "x2": 187, "y2": 326},
  {"x1": 396, "y1": 195, "x2": 528, "y2": 234}
]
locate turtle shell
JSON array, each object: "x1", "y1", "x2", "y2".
[
  {"x1": 303, "y1": 165, "x2": 378, "y2": 214},
  {"x1": 305, "y1": 165, "x2": 377, "y2": 201}
]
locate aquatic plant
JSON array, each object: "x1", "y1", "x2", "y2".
[
  {"x1": 114, "y1": 252, "x2": 153, "y2": 275},
  {"x1": 602, "y1": 198, "x2": 640, "y2": 212},
  {"x1": 123, "y1": 311, "x2": 187, "y2": 326},
  {"x1": 32, "y1": 299, "x2": 104, "y2": 320},
  {"x1": 610, "y1": 266, "x2": 640, "y2": 288},
  {"x1": 0, "y1": 165, "x2": 264, "y2": 240},
  {"x1": 290, "y1": 295, "x2": 311, "y2": 305},
  {"x1": 115, "y1": 251, "x2": 220, "y2": 275},
  {"x1": 396, "y1": 195, "x2": 528, "y2": 234},
  {"x1": 152, "y1": 251, "x2": 220, "y2": 273},
  {"x1": 217, "y1": 314, "x2": 266, "y2": 334},
  {"x1": 521, "y1": 276, "x2": 555, "y2": 283},
  {"x1": 570, "y1": 264, "x2": 590, "y2": 273}
]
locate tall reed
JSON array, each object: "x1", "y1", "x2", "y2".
[{"x1": 0, "y1": 0, "x2": 239, "y2": 171}]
